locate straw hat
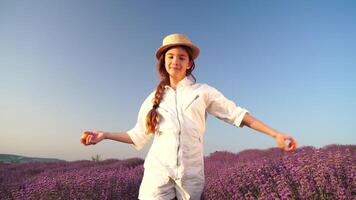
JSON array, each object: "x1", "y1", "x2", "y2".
[{"x1": 156, "y1": 33, "x2": 200, "y2": 60}]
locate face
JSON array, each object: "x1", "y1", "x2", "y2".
[{"x1": 164, "y1": 47, "x2": 192, "y2": 82}]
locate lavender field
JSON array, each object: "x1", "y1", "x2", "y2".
[{"x1": 1, "y1": 145, "x2": 355, "y2": 200}]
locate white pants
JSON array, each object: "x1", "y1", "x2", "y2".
[{"x1": 138, "y1": 170, "x2": 203, "y2": 200}]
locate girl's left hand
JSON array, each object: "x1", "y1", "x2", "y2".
[
  {"x1": 275, "y1": 133, "x2": 297, "y2": 152},
  {"x1": 80, "y1": 130, "x2": 106, "y2": 145}
]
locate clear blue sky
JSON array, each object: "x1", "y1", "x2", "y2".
[{"x1": 1, "y1": 0, "x2": 355, "y2": 161}]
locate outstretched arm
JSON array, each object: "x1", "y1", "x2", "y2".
[
  {"x1": 81, "y1": 131, "x2": 133, "y2": 145},
  {"x1": 241, "y1": 113, "x2": 297, "y2": 151}
]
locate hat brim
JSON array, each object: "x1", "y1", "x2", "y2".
[{"x1": 156, "y1": 43, "x2": 200, "y2": 60}]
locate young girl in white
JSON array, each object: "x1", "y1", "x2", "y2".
[{"x1": 81, "y1": 33, "x2": 297, "y2": 200}]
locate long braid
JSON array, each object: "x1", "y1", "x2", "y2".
[
  {"x1": 145, "y1": 78, "x2": 169, "y2": 134},
  {"x1": 145, "y1": 53, "x2": 169, "y2": 135}
]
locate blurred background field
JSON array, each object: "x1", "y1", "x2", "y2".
[{"x1": 1, "y1": 144, "x2": 355, "y2": 200}]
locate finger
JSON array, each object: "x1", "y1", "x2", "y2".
[
  {"x1": 88, "y1": 135, "x2": 95, "y2": 144},
  {"x1": 284, "y1": 143, "x2": 293, "y2": 151},
  {"x1": 287, "y1": 140, "x2": 297, "y2": 151},
  {"x1": 86, "y1": 134, "x2": 91, "y2": 145},
  {"x1": 282, "y1": 139, "x2": 292, "y2": 151},
  {"x1": 83, "y1": 131, "x2": 96, "y2": 136},
  {"x1": 289, "y1": 138, "x2": 297, "y2": 146},
  {"x1": 289, "y1": 144, "x2": 296, "y2": 151},
  {"x1": 290, "y1": 140, "x2": 297, "y2": 150}
]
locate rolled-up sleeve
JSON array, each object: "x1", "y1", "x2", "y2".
[
  {"x1": 206, "y1": 86, "x2": 249, "y2": 128},
  {"x1": 127, "y1": 92, "x2": 154, "y2": 150}
]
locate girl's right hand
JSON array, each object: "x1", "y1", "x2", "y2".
[
  {"x1": 80, "y1": 130, "x2": 106, "y2": 145},
  {"x1": 275, "y1": 132, "x2": 297, "y2": 152}
]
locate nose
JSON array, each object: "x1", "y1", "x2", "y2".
[{"x1": 172, "y1": 56, "x2": 179, "y2": 64}]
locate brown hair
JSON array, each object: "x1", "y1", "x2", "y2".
[{"x1": 145, "y1": 45, "x2": 196, "y2": 134}]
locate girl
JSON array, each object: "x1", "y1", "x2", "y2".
[{"x1": 81, "y1": 33, "x2": 297, "y2": 200}]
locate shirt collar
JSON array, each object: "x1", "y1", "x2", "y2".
[{"x1": 164, "y1": 75, "x2": 195, "y2": 89}]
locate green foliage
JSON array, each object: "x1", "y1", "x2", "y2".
[{"x1": 91, "y1": 154, "x2": 102, "y2": 162}]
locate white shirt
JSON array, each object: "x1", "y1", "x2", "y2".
[{"x1": 127, "y1": 76, "x2": 248, "y2": 184}]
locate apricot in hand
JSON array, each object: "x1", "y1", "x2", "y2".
[{"x1": 80, "y1": 133, "x2": 89, "y2": 144}]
